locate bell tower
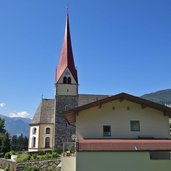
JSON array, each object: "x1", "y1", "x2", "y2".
[
  {"x1": 55, "y1": 14, "x2": 78, "y2": 96},
  {"x1": 55, "y1": 14, "x2": 78, "y2": 151}
]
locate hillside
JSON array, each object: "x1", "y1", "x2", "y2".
[
  {"x1": 0, "y1": 114, "x2": 31, "y2": 137},
  {"x1": 141, "y1": 89, "x2": 171, "y2": 106}
]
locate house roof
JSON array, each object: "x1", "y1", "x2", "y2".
[
  {"x1": 65, "y1": 92, "x2": 171, "y2": 123},
  {"x1": 30, "y1": 99, "x2": 55, "y2": 125},
  {"x1": 78, "y1": 139, "x2": 171, "y2": 151},
  {"x1": 55, "y1": 14, "x2": 78, "y2": 83}
]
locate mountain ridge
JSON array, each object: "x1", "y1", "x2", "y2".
[
  {"x1": 141, "y1": 89, "x2": 171, "y2": 105},
  {"x1": 0, "y1": 114, "x2": 31, "y2": 137}
]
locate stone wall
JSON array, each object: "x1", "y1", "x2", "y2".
[
  {"x1": 55, "y1": 95, "x2": 78, "y2": 152},
  {"x1": 0, "y1": 158, "x2": 61, "y2": 171},
  {"x1": 0, "y1": 158, "x2": 16, "y2": 171}
]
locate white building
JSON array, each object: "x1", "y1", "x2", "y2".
[{"x1": 65, "y1": 93, "x2": 171, "y2": 171}]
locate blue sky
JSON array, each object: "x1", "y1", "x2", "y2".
[{"x1": 0, "y1": 0, "x2": 171, "y2": 118}]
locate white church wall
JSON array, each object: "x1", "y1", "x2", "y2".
[{"x1": 28, "y1": 125, "x2": 39, "y2": 152}]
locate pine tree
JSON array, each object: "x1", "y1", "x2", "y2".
[
  {"x1": 18, "y1": 133, "x2": 24, "y2": 150},
  {"x1": 0, "y1": 117, "x2": 10, "y2": 153},
  {"x1": 1, "y1": 133, "x2": 10, "y2": 152},
  {"x1": 24, "y1": 136, "x2": 28, "y2": 150},
  {"x1": 11, "y1": 135, "x2": 18, "y2": 151},
  {"x1": 11, "y1": 134, "x2": 28, "y2": 151},
  {"x1": 0, "y1": 118, "x2": 6, "y2": 134}
]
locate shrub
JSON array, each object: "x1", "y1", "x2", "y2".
[
  {"x1": 31, "y1": 153, "x2": 38, "y2": 160},
  {"x1": 4, "y1": 152, "x2": 11, "y2": 159},
  {"x1": 32, "y1": 152, "x2": 60, "y2": 160},
  {"x1": 4, "y1": 150, "x2": 16, "y2": 159},
  {"x1": 52, "y1": 152, "x2": 60, "y2": 158},
  {"x1": 24, "y1": 165, "x2": 39, "y2": 171},
  {"x1": 68, "y1": 144, "x2": 75, "y2": 153},
  {"x1": 6, "y1": 151, "x2": 61, "y2": 162},
  {"x1": 16, "y1": 152, "x2": 31, "y2": 162},
  {"x1": 37, "y1": 155, "x2": 46, "y2": 160},
  {"x1": 9, "y1": 150, "x2": 16, "y2": 155},
  {"x1": 38, "y1": 151, "x2": 46, "y2": 155}
]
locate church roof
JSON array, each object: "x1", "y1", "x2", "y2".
[
  {"x1": 30, "y1": 94, "x2": 108, "y2": 125},
  {"x1": 78, "y1": 94, "x2": 109, "y2": 106},
  {"x1": 65, "y1": 92, "x2": 171, "y2": 124},
  {"x1": 30, "y1": 99, "x2": 55, "y2": 125},
  {"x1": 56, "y1": 14, "x2": 78, "y2": 83}
]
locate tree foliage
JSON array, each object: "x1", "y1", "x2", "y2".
[
  {"x1": 0, "y1": 117, "x2": 10, "y2": 153},
  {"x1": 11, "y1": 134, "x2": 28, "y2": 151},
  {"x1": 0, "y1": 117, "x2": 28, "y2": 153}
]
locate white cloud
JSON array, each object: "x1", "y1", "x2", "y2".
[
  {"x1": 167, "y1": 104, "x2": 171, "y2": 108},
  {"x1": 0, "y1": 103, "x2": 6, "y2": 108},
  {"x1": 9, "y1": 111, "x2": 30, "y2": 118}
]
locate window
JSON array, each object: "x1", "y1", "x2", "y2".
[
  {"x1": 32, "y1": 128, "x2": 36, "y2": 134},
  {"x1": 103, "y1": 125, "x2": 111, "y2": 136},
  {"x1": 63, "y1": 76, "x2": 67, "y2": 84},
  {"x1": 68, "y1": 77, "x2": 71, "y2": 84},
  {"x1": 63, "y1": 76, "x2": 72, "y2": 84},
  {"x1": 46, "y1": 128, "x2": 50, "y2": 134},
  {"x1": 45, "y1": 137, "x2": 50, "y2": 148},
  {"x1": 130, "y1": 120, "x2": 140, "y2": 131},
  {"x1": 150, "y1": 152, "x2": 170, "y2": 160},
  {"x1": 32, "y1": 137, "x2": 36, "y2": 148}
]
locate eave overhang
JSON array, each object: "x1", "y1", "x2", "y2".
[{"x1": 65, "y1": 92, "x2": 171, "y2": 124}]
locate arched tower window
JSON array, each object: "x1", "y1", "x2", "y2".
[
  {"x1": 63, "y1": 76, "x2": 67, "y2": 84},
  {"x1": 46, "y1": 128, "x2": 50, "y2": 134},
  {"x1": 32, "y1": 128, "x2": 36, "y2": 134},
  {"x1": 45, "y1": 137, "x2": 50, "y2": 148},
  {"x1": 32, "y1": 137, "x2": 36, "y2": 148},
  {"x1": 68, "y1": 77, "x2": 71, "y2": 84}
]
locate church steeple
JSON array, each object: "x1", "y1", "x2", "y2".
[
  {"x1": 55, "y1": 14, "x2": 78, "y2": 96},
  {"x1": 56, "y1": 14, "x2": 78, "y2": 84}
]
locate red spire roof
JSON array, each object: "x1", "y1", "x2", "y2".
[{"x1": 56, "y1": 14, "x2": 78, "y2": 83}]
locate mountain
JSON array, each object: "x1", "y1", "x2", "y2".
[
  {"x1": 0, "y1": 114, "x2": 31, "y2": 137},
  {"x1": 141, "y1": 89, "x2": 171, "y2": 106}
]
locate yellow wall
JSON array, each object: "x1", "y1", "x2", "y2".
[
  {"x1": 77, "y1": 152, "x2": 171, "y2": 171},
  {"x1": 56, "y1": 68, "x2": 78, "y2": 96},
  {"x1": 76, "y1": 100, "x2": 170, "y2": 139},
  {"x1": 39, "y1": 124, "x2": 54, "y2": 150}
]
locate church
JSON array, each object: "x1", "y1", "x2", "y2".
[
  {"x1": 28, "y1": 14, "x2": 108, "y2": 152},
  {"x1": 27, "y1": 13, "x2": 171, "y2": 171}
]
